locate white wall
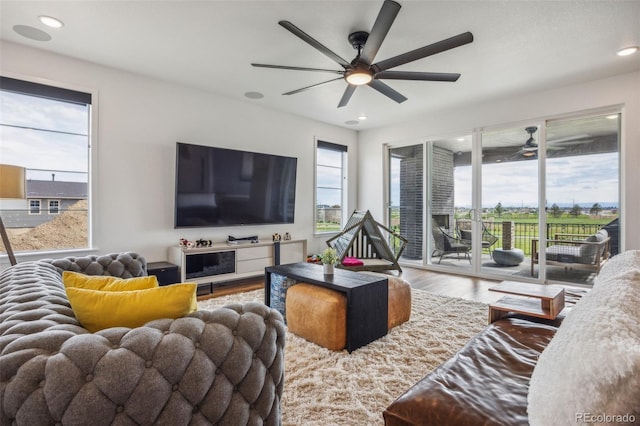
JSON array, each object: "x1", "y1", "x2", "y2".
[
  {"x1": 358, "y1": 71, "x2": 640, "y2": 250},
  {"x1": 1, "y1": 41, "x2": 358, "y2": 263}
]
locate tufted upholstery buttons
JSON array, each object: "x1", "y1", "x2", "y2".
[
  {"x1": 39, "y1": 252, "x2": 146, "y2": 278},
  {"x1": 0, "y1": 260, "x2": 286, "y2": 425}
]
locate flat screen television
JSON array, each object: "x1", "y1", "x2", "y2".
[{"x1": 175, "y1": 142, "x2": 297, "y2": 228}]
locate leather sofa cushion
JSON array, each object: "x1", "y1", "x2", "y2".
[{"x1": 383, "y1": 318, "x2": 558, "y2": 426}]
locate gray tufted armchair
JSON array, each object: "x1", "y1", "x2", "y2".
[{"x1": 0, "y1": 253, "x2": 285, "y2": 425}]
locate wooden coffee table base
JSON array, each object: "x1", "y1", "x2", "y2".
[{"x1": 488, "y1": 281, "x2": 565, "y2": 324}]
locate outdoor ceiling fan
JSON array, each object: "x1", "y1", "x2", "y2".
[
  {"x1": 251, "y1": 0, "x2": 473, "y2": 108},
  {"x1": 519, "y1": 126, "x2": 538, "y2": 158}
]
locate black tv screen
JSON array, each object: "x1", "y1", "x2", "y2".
[{"x1": 175, "y1": 142, "x2": 297, "y2": 228}]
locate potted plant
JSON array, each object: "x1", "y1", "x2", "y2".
[{"x1": 320, "y1": 247, "x2": 339, "y2": 275}]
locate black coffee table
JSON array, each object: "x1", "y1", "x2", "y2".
[{"x1": 265, "y1": 262, "x2": 388, "y2": 352}]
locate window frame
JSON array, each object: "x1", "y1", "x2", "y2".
[
  {"x1": 314, "y1": 139, "x2": 348, "y2": 235},
  {"x1": 0, "y1": 74, "x2": 96, "y2": 256},
  {"x1": 29, "y1": 199, "x2": 41, "y2": 215},
  {"x1": 48, "y1": 199, "x2": 60, "y2": 215}
]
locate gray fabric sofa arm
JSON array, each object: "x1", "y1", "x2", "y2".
[
  {"x1": 2, "y1": 302, "x2": 285, "y2": 425},
  {"x1": 39, "y1": 252, "x2": 147, "y2": 278}
]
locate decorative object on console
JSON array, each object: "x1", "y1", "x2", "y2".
[
  {"x1": 196, "y1": 238, "x2": 212, "y2": 247},
  {"x1": 320, "y1": 247, "x2": 338, "y2": 275},
  {"x1": 284, "y1": 232, "x2": 291, "y2": 240},
  {"x1": 272, "y1": 233, "x2": 281, "y2": 241},
  {"x1": 179, "y1": 238, "x2": 195, "y2": 249}
]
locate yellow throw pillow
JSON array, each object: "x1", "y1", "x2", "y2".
[
  {"x1": 63, "y1": 271, "x2": 159, "y2": 291},
  {"x1": 66, "y1": 283, "x2": 198, "y2": 332}
]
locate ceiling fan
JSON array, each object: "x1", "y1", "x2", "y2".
[
  {"x1": 519, "y1": 126, "x2": 539, "y2": 157},
  {"x1": 251, "y1": 0, "x2": 473, "y2": 108}
]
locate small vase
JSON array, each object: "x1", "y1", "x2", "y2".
[{"x1": 323, "y1": 263, "x2": 334, "y2": 275}]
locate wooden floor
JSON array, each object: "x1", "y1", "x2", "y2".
[{"x1": 200, "y1": 266, "x2": 505, "y2": 304}]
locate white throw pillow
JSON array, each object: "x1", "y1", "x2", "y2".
[{"x1": 528, "y1": 266, "x2": 640, "y2": 425}]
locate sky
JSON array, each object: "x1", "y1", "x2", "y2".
[
  {"x1": 0, "y1": 91, "x2": 89, "y2": 183},
  {"x1": 390, "y1": 151, "x2": 619, "y2": 209},
  {"x1": 456, "y1": 152, "x2": 619, "y2": 208}
]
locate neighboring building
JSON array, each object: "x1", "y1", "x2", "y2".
[{"x1": 1, "y1": 179, "x2": 87, "y2": 228}]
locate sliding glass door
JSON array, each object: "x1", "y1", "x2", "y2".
[
  {"x1": 479, "y1": 124, "x2": 541, "y2": 278},
  {"x1": 427, "y1": 135, "x2": 473, "y2": 272},
  {"x1": 539, "y1": 113, "x2": 620, "y2": 285},
  {"x1": 388, "y1": 144, "x2": 424, "y2": 264},
  {"x1": 386, "y1": 110, "x2": 621, "y2": 286}
]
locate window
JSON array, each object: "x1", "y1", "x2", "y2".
[
  {"x1": 315, "y1": 140, "x2": 347, "y2": 234},
  {"x1": 0, "y1": 76, "x2": 92, "y2": 253},
  {"x1": 49, "y1": 200, "x2": 60, "y2": 215},
  {"x1": 29, "y1": 200, "x2": 41, "y2": 215}
]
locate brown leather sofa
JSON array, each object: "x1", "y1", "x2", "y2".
[{"x1": 383, "y1": 290, "x2": 585, "y2": 426}]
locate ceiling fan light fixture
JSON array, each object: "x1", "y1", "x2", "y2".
[
  {"x1": 617, "y1": 46, "x2": 638, "y2": 57},
  {"x1": 345, "y1": 69, "x2": 373, "y2": 85},
  {"x1": 522, "y1": 150, "x2": 537, "y2": 158},
  {"x1": 38, "y1": 15, "x2": 64, "y2": 28}
]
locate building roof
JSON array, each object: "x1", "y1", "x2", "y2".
[{"x1": 26, "y1": 180, "x2": 87, "y2": 199}]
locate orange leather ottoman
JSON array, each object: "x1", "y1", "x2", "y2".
[
  {"x1": 361, "y1": 272, "x2": 412, "y2": 330},
  {"x1": 386, "y1": 276, "x2": 411, "y2": 330},
  {"x1": 285, "y1": 283, "x2": 347, "y2": 351}
]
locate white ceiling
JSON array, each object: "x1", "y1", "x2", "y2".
[{"x1": 1, "y1": 0, "x2": 639, "y2": 131}]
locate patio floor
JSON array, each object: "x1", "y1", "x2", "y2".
[{"x1": 404, "y1": 253, "x2": 597, "y2": 286}]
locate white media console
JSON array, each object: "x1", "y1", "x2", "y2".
[{"x1": 168, "y1": 239, "x2": 307, "y2": 287}]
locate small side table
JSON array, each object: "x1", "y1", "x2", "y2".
[
  {"x1": 488, "y1": 281, "x2": 565, "y2": 324},
  {"x1": 147, "y1": 261, "x2": 179, "y2": 286}
]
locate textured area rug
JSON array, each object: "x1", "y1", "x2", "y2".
[{"x1": 199, "y1": 288, "x2": 487, "y2": 426}]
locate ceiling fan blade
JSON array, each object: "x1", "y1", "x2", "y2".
[
  {"x1": 359, "y1": 0, "x2": 401, "y2": 65},
  {"x1": 252, "y1": 63, "x2": 344, "y2": 75},
  {"x1": 338, "y1": 85, "x2": 357, "y2": 108},
  {"x1": 375, "y1": 71, "x2": 461, "y2": 82},
  {"x1": 279, "y1": 20, "x2": 351, "y2": 68},
  {"x1": 283, "y1": 77, "x2": 343, "y2": 96},
  {"x1": 368, "y1": 80, "x2": 407, "y2": 103},
  {"x1": 372, "y1": 32, "x2": 474, "y2": 72}
]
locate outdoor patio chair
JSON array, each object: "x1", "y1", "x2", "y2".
[
  {"x1": 530, "y1": 228, "x2": 611, "y2": 276},
  {"x1": 457, "y1": 222, "x2": 499, "y2": 255},
  {"x1": 431, "y1": 222, "x2": 471, "y2": 264}
]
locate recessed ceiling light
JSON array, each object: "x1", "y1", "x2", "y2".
[
  {"x1": 39, "y1": 15, "x2": 64, "y2": 28},
  {"x1": 617, "y1": 46, "x2": 638, "y2": 57},
  {"x1": 13, "y1": 25, "x2": 51, "y2": 41},
  {"x1": 244, "y1": 91, "x2": 264, "y2": 99},
  {"x1": 358, "y1": 114, "x2": 367, "y2": 120}
]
